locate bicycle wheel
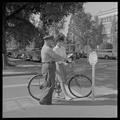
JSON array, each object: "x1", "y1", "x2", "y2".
[
  {"x1": 68, "y1": 74, "x2": 92, "y2": 98},
  {"x1": 28, "y1": 74, "x2": 47, "y2": 101}
]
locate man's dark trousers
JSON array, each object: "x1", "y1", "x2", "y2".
[{"x1": 40, "y1": 62, "x2": 56, "y2": 104}]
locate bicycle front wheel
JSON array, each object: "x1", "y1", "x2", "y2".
[
  {"x1": 28, "y1": 74, "x2": 47, "y2": 101},
  {"x1": 68, "y1": 74, "x2": 92, "y2": 98}
]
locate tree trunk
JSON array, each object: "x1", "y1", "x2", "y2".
[
  {"x1": 2, "y1": 2, "x2": 11, "y2": 69},
  {"x1": 2, "y1": 53, "x2": 8, "y2": 69},
  {"x1": 2, "y1": 23, "x2": 10, "y2": 69}
]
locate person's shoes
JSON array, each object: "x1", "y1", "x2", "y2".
[
  {"x1": 54, "y1": 93, "x2": 64, "y2": 98},
  {"x1": 64, "y1": 97, "x2": 73, "y2": 101},
  {"x1": 39, "y1": 101, "x2": 52, "y2": 105}
]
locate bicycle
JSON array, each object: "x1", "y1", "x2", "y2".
[{"x1": 27, "y1": 61, "x2": 92, "y2": 101}]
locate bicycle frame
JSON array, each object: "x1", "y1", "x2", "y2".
[{"x1": 28, "y1": 59, "x2": 92, "y2": 100}]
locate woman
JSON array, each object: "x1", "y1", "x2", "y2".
[{"x1": 53, "y1": 35, "x2": 74, "y2": 100}]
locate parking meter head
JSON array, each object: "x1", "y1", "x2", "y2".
[{"x1": 88, "y1": 51, "x2": 98, "y2": 65}]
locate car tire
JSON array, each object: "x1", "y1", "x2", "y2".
[{"x1": 105, "y1": 55, "x2": 109, "y2": 59}]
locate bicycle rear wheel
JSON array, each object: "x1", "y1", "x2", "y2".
[
  {"x1": 68, "y1": 74, "x2": 92, "y2": 98},
  {"x1": 28, "y1": 74, "x2": 47, "y2": 101}
]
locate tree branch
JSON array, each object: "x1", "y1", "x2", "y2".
[{"x1": 6, "y1": 3, "x2": 28, "y2": 20}]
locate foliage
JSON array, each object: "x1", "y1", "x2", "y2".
[
  {"x1": 5, "y1": 19, "x2": 41, "y2": 49},
  {"x1": 111, "y1": 16, "x2": 117, "y2": 50},
  {"x1": 2, "y1": 2, "x2": 84, "y2": 66},
  {"x1": 67, "y1": 11, "x2": 105, "y2": 49},
  {"x1": 67, "y1": 11, "x2": 93, "y2": 47},
  {"x1": 3, "y1": 2, "x2": 84, "y2": 49}
]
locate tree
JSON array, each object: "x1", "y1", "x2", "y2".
[
  {"x1": 93, "y1": 16, "x2": 105, "y2": 47},
  {"x1": 67, "y1": 10, "x2": 94, "y2": 50},
  {"x1": 111, "y1": 15, "x2": 117, "y2": 50},
  {"x1": 88, "y1": 20, "x2": 105, "y2": 49},
  {"x1": 2, "y1": 2, "x2": 84, "y2": 68},
  {"x1": 67, "y1": 11, "x2": 106, "y2": 51},
  {"x1": 96, "y1": 21, "x2": 105, "y2": 46},
  {"x1": 2, "y1": 2, "x2": 30, "y2": 67}
]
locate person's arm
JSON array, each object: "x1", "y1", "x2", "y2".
[
  {"x1": 49, "y1": 49, "x2": 67, "y2": 62},
  {"x1": 63, "y1": 47, "x2": 67, "y2": 58}
]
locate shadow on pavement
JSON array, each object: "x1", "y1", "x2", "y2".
[
  {"x1": 95, "y1": 94, "x2": 117, "y2": 99},
  {"x1": 53, "y1": 99, "x2": 117, "y2": 106},
  {"x1": 52, "y1": 94, "x2": 117, "y2": 106}
]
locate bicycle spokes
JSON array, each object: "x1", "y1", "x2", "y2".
[
  {"x1": 68, "y1": 74, "x2": 92, "y2": 98},
  {"x1": 28, "y1": 75, "x2": 46, "y2": 101}
]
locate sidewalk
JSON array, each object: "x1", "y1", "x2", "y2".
[
  {"x1": 3, "y1": 96, "x2": 117, "y2": 118},
  {"x1": 3, "y1": 73, "x2": 117, "y2": 117},
  {"x1": 3, "y1": 86, "x2": 117, "y2": 115}
]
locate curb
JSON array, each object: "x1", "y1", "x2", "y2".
[
  {"x1": 3, "y1": 72, "x2": 38, "y2": 77},
  {"x1": 52, "y1": 97, "x2": 117, "y2": 102}
]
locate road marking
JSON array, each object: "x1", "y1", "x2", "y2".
[
  {"x1": 3, "y1": 84, "x2": 28, "y2": 88},
  {"x1": 3, "y1": 72, "x2": 37, "y2": 77}
]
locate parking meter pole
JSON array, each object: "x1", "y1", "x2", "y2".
[
  {"x1": 91, "y1": 64, "x2": 95, "y2": 101},
  {"x1": 88, "y1": 51, "x2": 98, "y2": 101}
]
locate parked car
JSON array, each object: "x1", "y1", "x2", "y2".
[
  {"x1": 96, "y1": 49, "x2": 117, "y2": 59},
  {"x1": 7, "y1": 51, "x2": 12, "y2": 57},
  {"x1": 29, "y1": 49, "x2": 41, "y2": 62},
  {"x1": 75, "y1": 51, "x2": 87, "y2": 59},
  {"x1": 7, "y1": 49, "x2": 20, "y2": 59},
  {"x1": 19, "y1": 50, "x2": 32, "y2": 60},
  {"x1": 112, "y1": 49, "x2": 117, "y2": 59},
  {"x1": 20, "y1": 48, "x2": 41, "y2": 62}
]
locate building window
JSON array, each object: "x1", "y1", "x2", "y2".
[
  {"x1": 115, "y1": 23, "x2": 117, "y2": 32},
  {"x1": 103, "y1": 18, "x2": 105, "y2": 22},
  {"x1": 102, "y1": 26, "x2": 106, "y2": 34},
  {"x1": 115, "y1": 15, "x2": 117, "y2": 21},
  {"x1": 105, "y1": 17, "x2": 107, "y2": 22},
  {"x1": 107, "y1": 16, "x2": 110, "y2": 22},
  {"x1": 101, "y1": 18, "x2": 103, "y2": 22},
  {"x1": 109, "y1": 16, "x2": 112, "y2": 22},
  {"x1": 106, "y1": 17, "x2": 108, "y2": 22}
]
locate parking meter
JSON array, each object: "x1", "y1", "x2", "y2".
[
  {"x1": 88, "y1": 51, "x2": 98, "y2": 66},
  {"x1": 88, "y1": 51, "x2": 98, "y2": 101}
]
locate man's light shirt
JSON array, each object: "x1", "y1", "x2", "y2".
[{"x1": 53, "y1": 45, "x2": 67, "y2": 65}]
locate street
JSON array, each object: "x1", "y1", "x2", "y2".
[{"x1": 3, "y1": 58, "x2": 117, "y2": 117}]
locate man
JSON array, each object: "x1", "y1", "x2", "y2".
[
  {"x1": 40, "y1": 35, "x2": 67, "y2": 105},
  {"x1": 53, "y1": 35, "x2": 74, "y2": 100}
]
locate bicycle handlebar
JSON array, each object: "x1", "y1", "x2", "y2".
[{"x1": 65, "y1": 60, "x2": 72, "y2": 63}]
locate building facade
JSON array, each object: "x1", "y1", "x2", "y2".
[{"x1": 96, "y1": 8, "x2": 118, "y2": 50}]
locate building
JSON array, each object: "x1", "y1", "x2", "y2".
[{"x1": 96, "y1": 8, "x2": 118, "y2": 50}]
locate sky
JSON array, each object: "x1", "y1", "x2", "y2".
[{"x1": 84, "y1": 2, "x2": 118, "y2": 16}]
